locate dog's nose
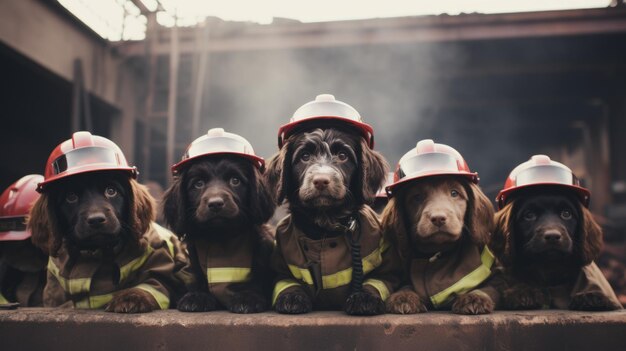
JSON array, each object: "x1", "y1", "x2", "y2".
[
  {"x1": 86, "y1": 213, "x2": 107, "y2": 227},
  {"x1": 543, "y1": 230, "x2": 562, "y2": 243},
  {"x1": 430, "y1": 214, "x2": 447, "y2": 227},
  {"x1": 313, "y1": 175, "x2": 331, "y2": 191},
  {"x1": 208, "y1": 197, "x2": 225, "y2": 212}
]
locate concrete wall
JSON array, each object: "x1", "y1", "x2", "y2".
[{"x1": 1, "y1": 309, "x2": 625, "y2": 350}]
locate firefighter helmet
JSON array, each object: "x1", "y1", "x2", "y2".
[
  {"x1": 0, "y1": 174, "x2": 43, "y2": 241},
  {"x1": 38, "y1": 131, "x2": 137, "y2": 192},
  {"x1": 171, "y1": 128, "x2": 264, "y2": 175},
  {"x1": 277, "y1": 94, "x2": 374, "y2": 149},
  {"x1": 386, "y1": 139, "x2": 478, "y2": 197},
  {"x1": 496, "y1": 154, "x2": 590, "y2": 209}
]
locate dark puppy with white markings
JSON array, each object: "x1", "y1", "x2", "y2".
[
  {"x1": 491, "y1": 155, "x2": 622, "y2": 310},
  {"x1": 162, "y1": 128, "x2": 275, "y2": 313},
  {"x1": 267, "y1": 95, "x2": 400, "y2": 315},
  {"x1": 29, "y1": 132, "x2": 188, "y2": 313}
]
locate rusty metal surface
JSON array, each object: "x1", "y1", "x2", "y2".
[{"x1": 0, "y1": 309, "x2": 625, "y2": 350}]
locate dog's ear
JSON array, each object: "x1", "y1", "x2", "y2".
[
  {"x1": 161, "y1": 176, "x2": 187, "y2": 234},
  {"x1": 28, "y1": 193, "x2": 63, "y2": 257},
  {"x1": 577, "y1": 205, "x2": 603, "y2": 265},
  {"x1": 357, "y1": 139, "x2": 389, "y2": 205},
  {"x1": 464, "y1": 182, "x2": 495, "y2": 246},
  {"x1": 381, "y1": 196, "x2": 411, "y2": 261},
  {"x1": 265, "y1": 141, "x2": 293, "y2": 204},
  {"x1": 248, "y1": 166, "x2": 277, "y2": 225},
  {"x1": 489, "y1": 202, "x2": 515, "y2": 267},
  {"x1": 128, "y1": 179, "x2": 156, "y2": 241}
]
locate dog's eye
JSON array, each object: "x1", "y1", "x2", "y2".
[
  {"x1": 523, "y1": 211, "x2": 537, "y2": 221},
  {"x1": 450, "y1": 190, "x2": 459, "y2": 197},
  {"x1": 230, "y1": 177, "x2": 241, "y2": 186},
  {"x1": 337, "y1": 151, "x2": 348, "y2": 161},
  {"x1": 301, "y1": 152, "x2": 311, "y2": 162},
  {"x1": 193, "y1": 180, "x2": 205, "y2": 189},
  {"x1": 561, "y1": 209, "x2": 572, "y2": 220},
  {"x1": 104, "y1": 187, "x2": 118, "y2": 198},
  {"x1": 65, "y1": 192, "x2": 78, "y2": 204}
]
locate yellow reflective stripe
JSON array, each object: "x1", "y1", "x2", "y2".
[
  {"x1": 288, "y1": 236, "x2": 390, "y2": 289},
  {"x1": 206, "y1": 267, "x2": 251, "y2": 284},
  {"x1": 364, "y1": 279, "x2": 390, "y2": 301},
  {"x1": 430, "y1": 246, "x2": 495, "y2": 308},
  {"x1": 74, "y1": 294, "x2": 114, "y2": 309},
  {"x1": 272, "y1": 279, "x2": 301, "y2": 306},
  {"x1": 152, "y1": 223, "x2": 175, "y2": 257},
  {"x1": 119, "y1": 246, "x2": 153, "y2": 284},
  {"x1": 0, "y1": 293, "x2": 10, "y2": 304},
  {"x1": 288, "y1": 265, "x2": 314, "y2": 285},
  {"x1": 135, "y1": 284, "x2": 169, "y2": 310},
  {"x1": 47, "y1": 258, "x2": 91, "y2": 295}
]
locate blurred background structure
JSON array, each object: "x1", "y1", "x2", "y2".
[{"x1": 1, "y1": 0, "x2": 626, "y2": 299}]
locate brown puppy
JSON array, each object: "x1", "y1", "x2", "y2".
[
  {"x1": 29, "y1": 172, "x2": 189, "y2": 313},
  {"x1": 491, "y1": 188, "x2": 622, "y2": 310},
  {"x1": 383, "y1": 176, "x2": 499, "y2": 314}
]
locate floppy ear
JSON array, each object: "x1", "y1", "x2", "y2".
[
  {"x1": 357, "y1": 139, "x2": 389, "y2": 205},
  {"x1": 265, "y1": 141, "x2": 293, "y2": 204},
  {"x1": 248, "y1": 166, "x2": 277, "y2": 225},
  {"x1": 161, "y1": 176, "x2": 187, "y2": 234},
  {"x1": 577, "y1": 205, "x2": 603, "y2": 265},
  {"x1": 464, "y1": 182, "x2": 495, "y2": 246},
  {"x1": 128, "y1": 179, "x2": 156, "y2": 241},
  {"x1": 28, "y1": 193, "x2": 63, "y2": 257},
  {"x1": 489, "y1": 202, "x2": 515, "y2": 267},
  {"x1": 381, "y1": 196, "x2": 411, "y2": 262}
]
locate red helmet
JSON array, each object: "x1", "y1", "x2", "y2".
[
  {"x1": 0, "y1": 174, "x2": 43, "y2": 241},
  {"x1": 386, "y1": 139, "x2": 478, "y2": 197},
  {"x1": 172, "y1": 128, "x2": 264, "y2": 175},
  {"x1": 277, "y1": 94, "x2": 374, "y2": 149},
  {"x1": 496, "y1": 154, "x2": 590, "y2": 209},
  {"x1": 38, "y1": 131, "x2": 137, "y2": 192}
]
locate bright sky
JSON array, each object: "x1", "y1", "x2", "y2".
[{"x1": 59, "y1": 0, "x2": 612, "y2": 41}]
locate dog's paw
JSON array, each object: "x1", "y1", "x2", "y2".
[
  {"x1": 503, "y1": 286, "x2": 547, "y2": 310},
  {"x1": 274, "y1": 290, "x2": 312, "y2": 314},
  {"x1": 385, "y1": 290, "x2": 427, "y2": 314},
  {"x1": 229, "y1": 291, "x2": 268, "y2": 314},
  {"x1": 177, "y1": 292, "x2": 217, "y2": 312},
  {"x1": 452, "y1": 290, "x2": 494, "y2": 315},
  {"x1": 344, "y1": 291, "x2": 385, "y2": 316},
  {"x1": 569, "y1": 292, "x2": 622, "y2": 311},
  {"x1": 105, "y1": 288, "x2": 158, "y2": 313}
]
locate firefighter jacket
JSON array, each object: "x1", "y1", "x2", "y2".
[
  {"x1": 271, "y1": 206, "x2": 401, "y2": 310},
  {"x1": 506, "y1": 261, "x2": 622, "y2": 310},
  {"x1": 191, "y1": 227, "x2": 273, "y2": 308},
  {"x1": 405, "y1": 236, "x2": 501, "y2": 309},
  {"x1": 43, "y1": 223, "x2": 191, "y2": 309},
  {"x1": 0, "y1": 261, "x2": 46, "y2": 307}
]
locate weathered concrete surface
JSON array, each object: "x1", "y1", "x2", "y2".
[{"x1": 0, "y1": 309, "x2": 624, "y2": 350}]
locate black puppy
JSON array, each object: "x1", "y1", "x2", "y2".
[
  {"x1": 30, "y1": 172, "x2": 187, "y2": 312},
  {"x1": 163, "y1": 157, "x2": 276, "y2": 313},
  {"x1": 267, "y1": 128, "x2": 400, "y2": 315},
  {"x1": 492, "y1": 188, "x2": 622, "y2": 310}
]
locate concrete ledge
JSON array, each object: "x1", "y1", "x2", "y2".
[{"x1": 1, "y1": 309, "x2": 625, "y2": 350}]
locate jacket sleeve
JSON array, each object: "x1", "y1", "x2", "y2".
[
  {"x1": 269, "y1": 232, "x2": 308, "y2": 306},
  {"x1": 43, "y1": 270, "x2": 72, "y2": 308},
  {"x1": 362, "y1": 233, "x2": 403, "y2": 301}
]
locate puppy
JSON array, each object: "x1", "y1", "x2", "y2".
[
  {"x1": 384, "y1": 176, "x2": 499, "y2": 314},
  {"x1": 162, "y1": 157, "x2": 276, "y2": 313},
  {"x1": 29, "y1": 172, "x2": 189, "y2": 313},
  {"x1": 266, "y1": 128, "x2": 400, "y2": 315},
  {"x1": 492, "y1": 187, "x2": 622, "y2": 310}
]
